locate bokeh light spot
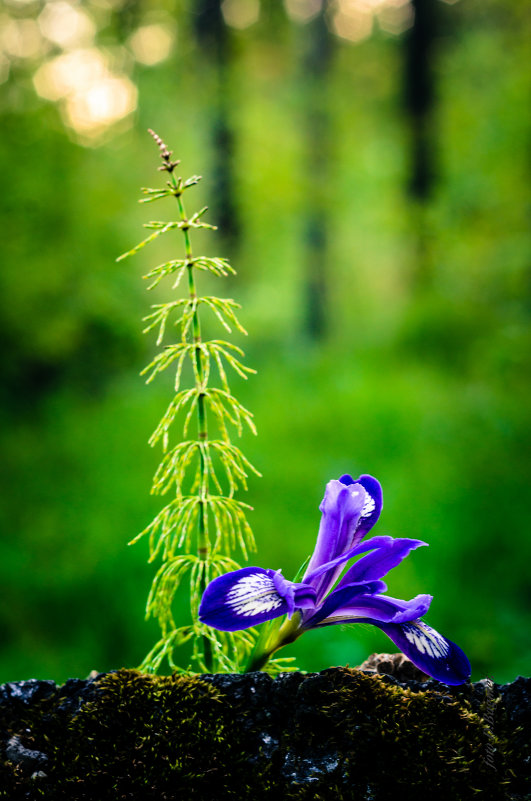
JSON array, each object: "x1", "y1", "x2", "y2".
[
  {"x1": 1, "y1": 17, "x2": 45, "y2": 59},
  {"x1": 332, "y1": 2, "x2": 373, "y2": 43},
  {"x1": 128, "y1": 23, "x2": 175, "y2": 66},
  {"x1": 332, "y1": 0, "x2": 414, "y2": 41},
  {"x1": 377, "y1": 0, "x2": 413, "y2": 35},
  {"x1": 64, "y1": 75, "x2": 137, "y2": 135},
  {"x1": 221, "y1": 0, "x2": 260, "y2": 30},
  {"x1": 38, "y1": 1, "x2": 96, "y2": 49},
  {"x1": 33, "y1": 47, "x2": 137, "y2": 138},
  {"x1": 33, "y1": 48, "x2": 108, "y2": 100}
]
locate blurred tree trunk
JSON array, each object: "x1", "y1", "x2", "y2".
[
  {"x1": 404, "y1": 0, "x2": 437, "y2": 200},
  {"x1": 302, "y1": 3, "x2": 334, "y2": 340},
  {"x1": 403, "y1": 0, "x2": 439, "y2": 289},
  {"x1": 194, "y1": 0, "x2": 239, "y2": 252}
]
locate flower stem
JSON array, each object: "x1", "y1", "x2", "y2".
[{"x1": 244, "y1": 615, "x2": 303, "y2": 673}]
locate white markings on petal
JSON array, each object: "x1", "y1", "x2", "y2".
[
  {"x1": 226, "y1": 572, "x2": 285, "y2": 618},
  {"x1": 360, "y1": 492, "x2": 376, "y2": 519},
  {"x1": 348, "y1": 483, "x2": 375, "y2": 520},
  {"x1": 402, "y1": 621, "x2": 450, "y2": 659}
]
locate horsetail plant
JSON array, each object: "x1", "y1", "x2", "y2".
[{"x1": 118, "y1": 130, "x2": 261, "y2": 674}]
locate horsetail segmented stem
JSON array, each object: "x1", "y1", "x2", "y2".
[{"x1": 118, "y1": 130, "x2": 260, "y2": 673}]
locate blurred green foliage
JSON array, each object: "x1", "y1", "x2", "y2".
[{"x1": 0, "y1": 0, "x2": 529, "y2": 684}]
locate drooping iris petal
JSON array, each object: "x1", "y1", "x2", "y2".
[
  {"x1": 302, "y1": 479, "x2": 367, "y2": 603},
  {"x1": 335, "y1": 537, "x2": 428, "y2": 588},
  {"x1": 374, "y1": 619, "x2": 472, "y2": 685},
  {"x1": 198, "y1": 566, "x2": 316, "y2": 631},
  {"x1": 340, "y1": 474, "x2": 382, "y2": 539},
  {"x1": 306, "y1": 584, "x2": 431, "y2": 627}
]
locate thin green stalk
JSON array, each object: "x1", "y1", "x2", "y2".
[{"x1": 170, "y1": 176, "x2": 212, "y2": 671}]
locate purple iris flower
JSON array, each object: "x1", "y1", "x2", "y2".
[{"x1": 199, "y1": 474, "x2": 471, "y2": 685}]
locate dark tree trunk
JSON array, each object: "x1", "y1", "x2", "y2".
[
  {"x1": 402, "y1": 0, "x2": 440, "y2": 291},
  {"x1": 404, "y1": 0, "x2": 438, "y2": 200},
  {"x1": 193, "y1": 0, "x2": 239, "y2": 251},
  {"x1": 302, "y1": 4, "x2": 334, "y2": 340}
]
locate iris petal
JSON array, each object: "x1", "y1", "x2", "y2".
[
  {"x1": 199, "y1": 567, "x2": 290, "y2": 631},
  {"x1": 336, "y1": 537, "x2": 428, "y2": 587},
  {"x1": 198, "y1": 567, "x2": 316, "y2": 631},
  {"x1": 304, "y1": 535, "x2": 395, "y2": 586},
  {"x1": 302, "y1": 480, "x2": 368, "y2": 603},
  {"x1": 373, "y1": 619, "x2": 472, "y2": 685},
  {"x1": 306, "y1": 585, "x2": 431, "y2": 627},
  {"x1": 340, "y1": 474, "x2": 383, "y2": 538},
  {"x1": 302, "y1": 474, "x2": 384, "y2": 605}
]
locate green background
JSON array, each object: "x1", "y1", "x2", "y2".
[{"x1": 0, "y1": 0, "x2": 529, "y2": 684}]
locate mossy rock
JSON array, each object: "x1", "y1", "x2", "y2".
[{"x1": 0, "y1": 666, "x2": 529, "y2": 800}]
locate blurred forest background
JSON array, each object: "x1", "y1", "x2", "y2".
[{"x1": 0, "y1": 0, "x2": 529, "y2": 685}]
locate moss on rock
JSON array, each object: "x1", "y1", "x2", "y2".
[{"x1": 0, "y1": 666, "x2": 528, "y2": 800}]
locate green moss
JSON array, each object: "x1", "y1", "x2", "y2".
[
  {"x1": 51, "y1": 670, "x2": 254, "y2": 799},
  {"x1": 281, "y1": 668, "x2": 508, "y2": 800},
  {"x1": 0, "y1": 668, "x2": 520, "y2": 800}
]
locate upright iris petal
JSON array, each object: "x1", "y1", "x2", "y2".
[
  {"x1": 302, "y1": 475, "x2": 383, "y2": 604},
  {"x1": 339, "y1": 473, "x2": 383, "y2": 540}
]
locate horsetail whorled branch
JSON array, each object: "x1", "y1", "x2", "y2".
[{"x1": 118, "y1": 130, "x2": 262, "y2": 674}]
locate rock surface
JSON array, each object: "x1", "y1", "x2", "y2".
[{"x1": 0, "y1": 662, "x2": 529, "y2": 800}]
